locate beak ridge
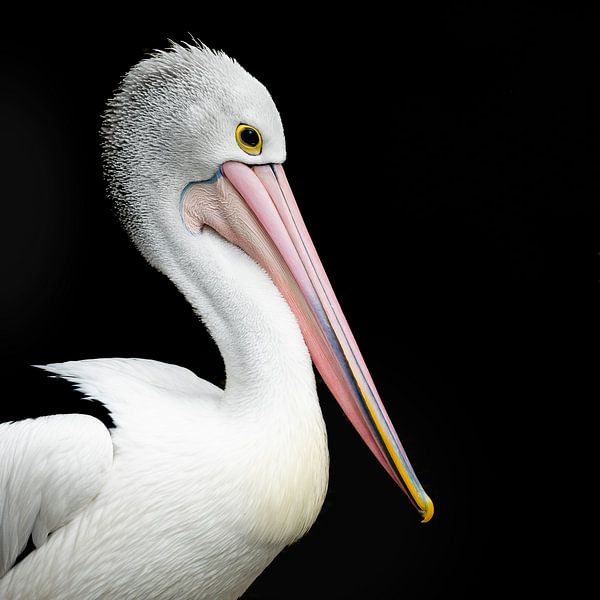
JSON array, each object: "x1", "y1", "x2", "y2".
[{"x1": 183, "y1": 161, "x2": 434, "y2": 522}]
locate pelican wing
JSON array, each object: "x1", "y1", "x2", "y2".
[{"x1": 0, "y1": 414, "x2": 113, "y2": 576}]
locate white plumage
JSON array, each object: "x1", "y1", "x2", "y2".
[
  {"x1": 0, "y1": 41, "x2": 432, "y2": 599},
  {"x1": 0, "y1": 45, "x2": 328, "y2": 599},
  {"x1": 0, "y1": 414, "x2": 113, "y2": 577},
  {"x1": 0, "y1": 230, "x2": 329, "y2": 598}
]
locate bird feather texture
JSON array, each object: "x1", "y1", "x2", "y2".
[{"x1": 0, "y1": 42, "x2": 331, "y2": 599}]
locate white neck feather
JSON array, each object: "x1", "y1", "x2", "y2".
[
  {"x1": 167, "y1": 226, "x2": 314, "y2": 406},
  {"x1": 163, "y1": 219, "x2": 329, "y2": 544}
]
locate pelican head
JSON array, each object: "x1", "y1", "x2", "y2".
[{"x1": 102, "y1": 43, "x2": 433, "y2": 523}]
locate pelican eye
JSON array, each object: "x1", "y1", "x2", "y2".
[{"x1": 235, "y1": 124, "x2": 263, "y2": 155}]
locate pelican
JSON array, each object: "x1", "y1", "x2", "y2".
[{"x1": 0, "y1": 43, "x2": 433, "y2": 599}]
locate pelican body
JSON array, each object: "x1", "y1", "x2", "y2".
[{"x1": 0, "y1": 44, "x2": 432, "y2": 599}]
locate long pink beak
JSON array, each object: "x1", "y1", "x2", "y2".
[{"x1": 182, "y1": 162, "x2": 433, "y2": 522}]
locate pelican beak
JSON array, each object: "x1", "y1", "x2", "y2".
[{"x1": 181, "y1": 162, "x2": 433, "y2": 523}]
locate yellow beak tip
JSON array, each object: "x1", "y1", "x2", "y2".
[{"x1": 420, "y1": 495, "x2": 434, "y2": 523}]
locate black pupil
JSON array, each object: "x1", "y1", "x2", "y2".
[{"x1": 240, "y1": 127, "x2": 259, "y2": 147}]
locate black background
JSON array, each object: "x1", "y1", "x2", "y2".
[{"x1": 1, "y1": 6, "x2": 596, "y2": 599}]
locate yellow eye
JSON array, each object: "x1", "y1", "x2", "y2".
[{"x1": 235, "y1": 124, "x2": 263, "y2": 155}]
